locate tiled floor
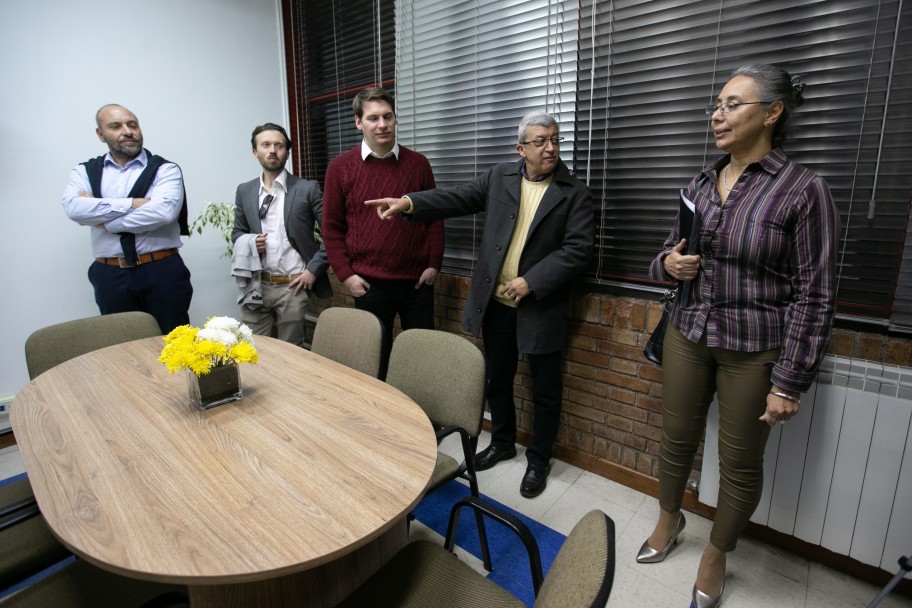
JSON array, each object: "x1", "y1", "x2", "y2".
[
  {"x1": 418, "y1": 431, "x2": 912, "y2": 608},
  {"x1": 3, "y1": 436, "x2": 910, "y2": 608}
]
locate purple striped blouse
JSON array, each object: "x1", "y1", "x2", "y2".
[{"x1": 649, "y1": 148, "x2": 841, "y2": 392}]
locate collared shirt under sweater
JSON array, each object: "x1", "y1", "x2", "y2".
[{"x1": 322, "y1": 144, "x2": 443, "y2": 282}]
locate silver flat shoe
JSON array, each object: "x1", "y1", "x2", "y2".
[
  {"x1": 636, "y1": 513, "x2": 686, "y2": 563},
  {"x1": 692, "y1": 579, "x2": 724, "y2": 608}
]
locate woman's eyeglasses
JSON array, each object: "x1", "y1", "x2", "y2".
[{"x1": 705, "y1": 101, "x2": 774, "y2": 116}]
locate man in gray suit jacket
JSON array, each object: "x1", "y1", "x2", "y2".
[
  {"x1": 232, "y1": 123, "x2": 330, "y2": 346},
  {"x1": 367, "y1": 112, "x2": 594, "y2": 498}
]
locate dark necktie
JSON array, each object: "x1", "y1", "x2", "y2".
[
  {"x1": 259, "y1": 194, "x2": 275, "y2": 219},
  {"x1": 120, "y1": 232, "x2": 138, "y2": 266}
]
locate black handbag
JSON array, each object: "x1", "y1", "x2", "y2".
[
  {"x1": 643, "y1": 288, "x2": 676, "y2": 366},
  {"x1": 644, "y1": 174, "x2": 708, "y2": 366}
]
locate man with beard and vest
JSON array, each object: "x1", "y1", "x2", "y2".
[{"x1": 62, "y1": 104, "x2": 193, "y2": 333}]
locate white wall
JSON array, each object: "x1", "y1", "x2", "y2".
[{"x1": 0, "y1": 0, "x2": 289, "y2": 397}]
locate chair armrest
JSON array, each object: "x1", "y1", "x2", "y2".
[
  {"x1": 443, "y1": 495, "x2": 544, "y2": 595},
  {"x1": 435, "y1": 426, "x2": 478, "y2": 474},
  {"x1": 434, "y1": 425, "x2": 467, "y2": 443},
  {"x1": 0, "y1": 496, "x2": 40, "y2": 531}
]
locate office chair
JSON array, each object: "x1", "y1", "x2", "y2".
[
  {"x1": 386, "y1": 329, "x2": 493, "y2": 571},
  {"x1": 338, "y1": 496, "x2": 615, "y2": 607},
  {"x1": 310, "y1": 307, "x2": 385, "y2": 378}
]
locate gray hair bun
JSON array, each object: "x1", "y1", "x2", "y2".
[{"x1": 791, "y1": 75, "x2": 806, "y2": 106}]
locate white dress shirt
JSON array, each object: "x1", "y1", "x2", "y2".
[
  {"x1": 259, "y1": 169, "x2": 305, "y2": 275},
  {"x1": 360, "y1": 140, "x2": 400, "y2": 160},
  {"x1": 61, "y1": 150, "x2": 184, "y2": 257}
]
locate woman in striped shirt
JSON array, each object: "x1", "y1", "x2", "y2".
[{"x1": 637, "y1": 64, "x2": 840, "y2": 608}]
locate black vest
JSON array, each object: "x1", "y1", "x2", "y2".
[{"x1": 81, "y1": 149, "x2": 189, "y2": 235}]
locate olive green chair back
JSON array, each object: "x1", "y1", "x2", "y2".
[
  {"x1": 337, "y1": 506, "x2": 615, "y2": 608},
  {"x1": 310, "y1": 307, "x2": 384, "y2": 378},
  {"x1": 25, "y1": 311, "x2": 162, "y2": 379},
  {"x1": 385, "y1": 329, "x2": 485, "y2": 436}
]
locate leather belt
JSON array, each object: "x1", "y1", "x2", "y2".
[
  {"x1": 96, "y1": 248, "x2": 179, "y2": 268},
  {"x1": 261, "y1": 272, "x2": 302, "y2": 285}
]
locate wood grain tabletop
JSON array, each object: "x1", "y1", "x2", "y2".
[{"x1": 11, "y1": 335, "x2": 437, "y2": 587}]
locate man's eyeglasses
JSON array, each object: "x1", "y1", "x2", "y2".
[
  {"x1": 520, "y1": 136, "x2": 564, "y2": 148},
  {"x1": 705, "y1": 101, "x2": 774, "y2": 116},
  {"x1": 259, "y1": 194, "x2": 274, "y2": 219}
]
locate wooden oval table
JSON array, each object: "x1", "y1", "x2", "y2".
[{"x1": 11, "y1": 335, "x2": 437, "y2": 607}]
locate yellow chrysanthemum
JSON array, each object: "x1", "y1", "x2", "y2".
[
  {"x1": 158, "y1": 318, "x2": 258, "y2": 376},
  {"x1": 196, "y1": 340, "x2": 229, "y2": 359},
  {"x1": 162, "y1": 324, "x2": 198, "y2": 344},
  {"x1": 228, "y1": 342, "x2": 259, "y2": 364},
  {"x1": 189, "y1": 357, "x2": 214, "y2": 376},
  {"x1": 157, "y1": 350, "x2": 182, "y2": 374}
]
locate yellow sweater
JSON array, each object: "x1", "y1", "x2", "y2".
[{"x1": 494, "y1": 175, "x2": 553, "y2": 307}]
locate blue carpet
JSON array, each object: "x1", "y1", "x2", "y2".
[
  {"x1": 0, "y1": 472, "x2": 26, "y2": 487},
  {"x1": 0, "y1": 557, "x2": 76, "y2": 601},
  {"x1": 412, "y1": 480, "x2": 567, "y2": 607}
]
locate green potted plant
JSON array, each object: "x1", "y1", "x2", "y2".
[{"x1": 190, "y1": 200, "x2": 235, "y2": 257}]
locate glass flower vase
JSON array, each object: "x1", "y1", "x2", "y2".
[{"x1": 187, "y1": 362, "x2": 243, "y2": 410}]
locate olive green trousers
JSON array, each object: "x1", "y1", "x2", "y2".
[{"x1": 658, "y1": 324, "x2": 778, "y2": 552}]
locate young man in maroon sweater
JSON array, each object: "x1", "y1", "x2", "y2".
[{"x1": 322, "y1": 87, "x2": 444, "y2": 378}]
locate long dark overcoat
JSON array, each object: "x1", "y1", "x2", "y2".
[{"x1": 409, "y1": 158, "x2": 593, "y2": 354}]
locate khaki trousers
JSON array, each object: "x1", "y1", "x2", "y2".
[{"x1": 241, "y1": 281, "x2": 310, "y2": 347}]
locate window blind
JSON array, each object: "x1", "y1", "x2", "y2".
[
  {"x1": 394, "y1": 0, "x2": 581, "y2": 272},
  {"x1": 577, "y1": 0, "x2": 912, "y2": 324},
  {"x1": 284, "y1": 0, "x2": 912, "y2": 328},
  {"x1": 285, "y1": 0, "x2": 396, "y2": 183}
]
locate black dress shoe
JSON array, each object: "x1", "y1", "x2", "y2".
[
  {"x1": 473, "y1": 445, "x2": 517, "y2": 471},
  {"x1": 520, "y1": 463, "x2": 551, "y2": 498}
]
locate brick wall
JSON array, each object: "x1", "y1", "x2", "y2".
[{"x1": 312, "y1": 270, "x2": 912, "y2": 483}]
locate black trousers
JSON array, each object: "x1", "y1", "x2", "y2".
[
  {"x1": 354, "y1": 280, "x2": 435, "y2": 379},
  {"x1": 482, "y1": 300, "x2": 563, "y2": 467},
  {"x1": 88, "y1": 255, "x2": 193, "y2": 334}
]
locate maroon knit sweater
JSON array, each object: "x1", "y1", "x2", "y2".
[{"x1": 322, "y1": 145, "x2": 443, "y2": 282}]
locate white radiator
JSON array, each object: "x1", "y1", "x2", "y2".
[{"x1": 700, "y1": 356, "x2": 912, "y2": 570}]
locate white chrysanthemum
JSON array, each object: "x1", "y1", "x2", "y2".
[
  {"x1": 205, "y1": 316, "x2": 241, "y2": 333},
  {"x1": 237, "y1": 323, "x2": 254, "y2": 342},
  {"x1": 197, "y1": 327, "x2": 238, "y2": 347}
]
